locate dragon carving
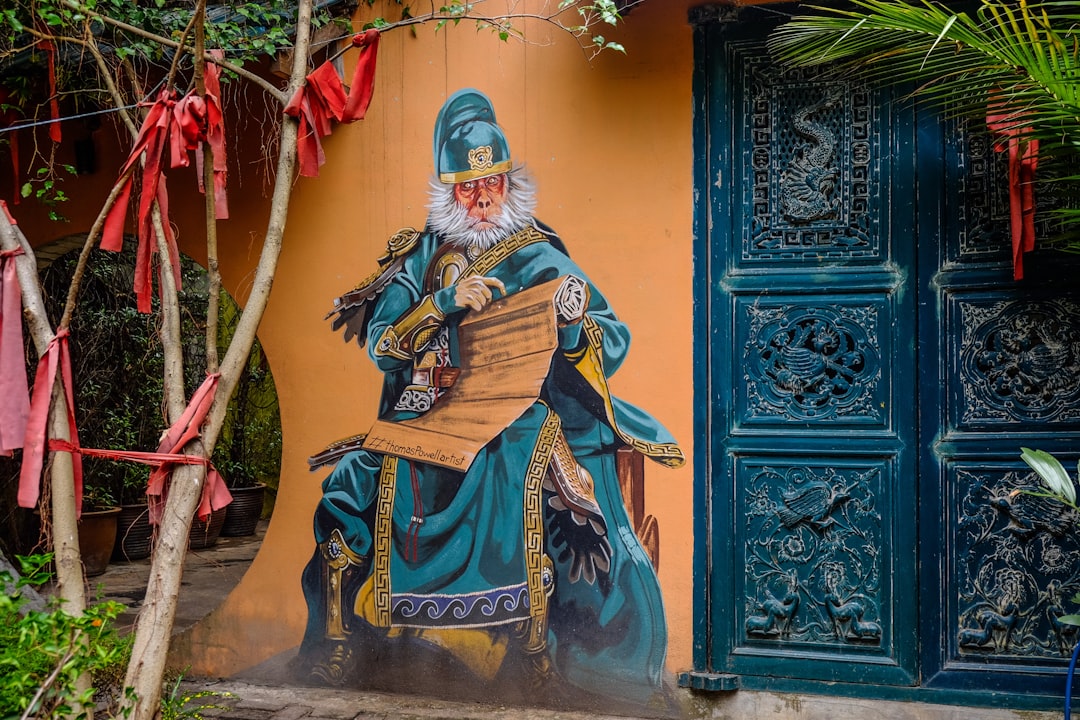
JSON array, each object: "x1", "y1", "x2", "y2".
[{"x1": 780, "y1": 91, "x2": 841, "y2": 222}]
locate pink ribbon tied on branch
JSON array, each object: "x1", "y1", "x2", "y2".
[
  {"x1": 46, "y1": 373, "x2": 232, "y2": 525},
  {"x1": 987, "y1": 93, "x2": 1039, "y2": 280},
  {"x1": 169, "y1": 54, "x2": 229, "y2": 220},
  {"x1": 145, "y1": 372, "x2": 231, "y2": 524},
  {"x1": 285, "y1": 29, "x2": 381, "y2": 177},
  {"x1": 101, "y1": 89, "x2": 185, "y2": 313},
  {"x1": 200, "y1": 50, "x2": 230, "y2": 220},
  {"x1": 0, "y1": 232, "x2": 29, "y2": 456},
  {"x1": 19, "y1": 328, "x2": 84, "y2": 516}
]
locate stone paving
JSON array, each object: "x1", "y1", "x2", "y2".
[
  {"x1": 92, "y1": 523, "x2": 1068, "y2": 720},
  {"x1": 93, "y1": 519, "x2": 266, "y2": 634},
  {"x1": 179, "y1": 680, "x2": 637, "y2": 720},
  {"x1": 172, "y1": 676, "x2": 1073, "y2": 720}
]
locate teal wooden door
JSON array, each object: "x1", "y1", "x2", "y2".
[
  {"x1": 692, "y1": 5, "x2": 1080, "y2": 701},
  {"x1": 693, "y1": 7, "x2": 920, "y2": 685},
  {"x1": 919, "y1": 101, "x2": 1080, "y2": 695}
]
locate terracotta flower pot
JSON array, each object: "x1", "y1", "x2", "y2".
[{"x1": 78, "y1": 506, "x2": 121, "y2": 577}]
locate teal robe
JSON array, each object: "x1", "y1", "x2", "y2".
[{"x1": 302, "y1": 220, "x2": 682, "y2": 703}]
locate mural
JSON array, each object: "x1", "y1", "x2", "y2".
[{"x1": 295, "y1": 89, "x2": 684, "y2": 709}]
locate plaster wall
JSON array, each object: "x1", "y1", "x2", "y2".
[
  {"x1": 168, "y1": 0, "x2": 701, "y2": 680},
  {"x1": 1, "y1": 0, "x2": 702, "y2": 694}
]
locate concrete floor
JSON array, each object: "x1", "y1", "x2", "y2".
[{"x1": 90, "y1": 519, "x2": 266, "y2": 634}]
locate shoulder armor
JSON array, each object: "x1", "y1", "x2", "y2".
[
  {"x1": 380, "y1": 227, "x2": 421, "y2": 263},
  {"x1": 326, "y1": 228, "x2": 422, "y2": 347}
]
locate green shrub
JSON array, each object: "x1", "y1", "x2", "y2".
[
  {"x1": 158, "y1": 672, "x2": 233, "y2": 720},
  {"x1": 0, "y1": 554, "x2": 130, "y2": 719}
]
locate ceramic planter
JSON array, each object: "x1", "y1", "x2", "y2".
[
  {"x1": 112, "y1": 503, "x2": 153, "y2": 561},
  {"x1": 221, "y1": 482, "x2": 266, "y2": 537},
  {"x1": 78, "y1": 506, "x2": 121, "y2": 577},
  {"x1": 188, "y1": 506, "x2": 227, "y2": 550}
]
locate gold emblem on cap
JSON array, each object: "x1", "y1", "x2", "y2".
[{"x1": 468, "y1": 146, "x2": 494, "y2": 172}]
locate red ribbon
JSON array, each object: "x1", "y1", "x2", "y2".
[
  {"x1": 39, "y1": 38, "x2": 61, "y2": 144},
  {"x1": 19, "y1": 329, "x2": 83, "y2": 516},
  {"x1": 199, "y1": 51, "x2": 229, "y2": 220},
  {"x1": 145, "y1": 373, "x2": 231, "y2": 524},
  {"x1": 49, "y1": 439, "x2": 226, "y2": 523},
  {"x1": 101, "y1": 89, "x2": 184, "y2": 313},
  {"x1": 284, "y1": 29, "x2": 381, "y2": 177},
  {"x1": 987, "y1": 100, "x2": 1039, "y2": 280},
  {"x1": 101, "y1": 65, "x2": 230, "y2": 310},
  {"x1": 341, "y1": 30, "x2": 381, "y2": 123},
  {"x1": 0, "y1": 243, "x2": 29, "y2": 456},
  {"x1": 48, "y1": 374, "x2": 232, "y2": 525},
  {"x1": 170, "y1": 93, "x2": 207, "y2": 170}
]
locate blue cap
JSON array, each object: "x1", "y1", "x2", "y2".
[{"x1": 433, "y1": 89, "x2": 513, "y2": 184}]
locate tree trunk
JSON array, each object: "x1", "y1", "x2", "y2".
[
  {"x1": 118, "y1": 1, "x2": 312, "y2": 716},
  {"x1": 0, "y1": 211, "x2": 91, "y2": 717}
]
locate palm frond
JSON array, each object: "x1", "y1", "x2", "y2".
[
  {"x1": 769, "y1": 0, "x2": 1080, "y2": 125},
  {"x1": 769, "y1": 0, "x2": 1080, "y2": 243}
]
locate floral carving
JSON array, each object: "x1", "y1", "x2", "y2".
[
  {"x1": 959, "y1": 300, "x2": 1080, "y2": 424},
  {"x1": 745, "y1": 304, "x2": 881, "y2": 421},
  {"x1": 955, "y1": 466, "x2": 1080, "y2": 658}
]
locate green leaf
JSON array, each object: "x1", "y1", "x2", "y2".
[
  {"x1": 1058, "y1": 614, "x2": 1080, "y2": 626},
  {"x1": 921, "y1": 14, "x2": 958, "y2": 70},
  {"x1": 1020, "y1": 447, "x2": 1076, "y2": 504},
  {"x1": 4, "y1": 10, "x2": 24, "y2": 32},
  {"x1": 20, "y1": 182, "x2": 31, "y2": 198},
  {"x1": 597, "y1": 0, "x2": 619, "y2": 25}
]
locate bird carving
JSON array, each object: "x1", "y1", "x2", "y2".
[
  {"x1": 777, "y1": 481, "x2": 852, "y2": 531},
  {"x1": 990, "y1": 489, "x2": 1075, "y2": 537}
]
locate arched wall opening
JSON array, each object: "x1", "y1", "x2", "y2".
[{"x1": 0, "y1": 232, "x2": 282, "y2": 631}]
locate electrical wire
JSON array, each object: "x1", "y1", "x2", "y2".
[{"x1": 0, "y1": 102, "x2": 140, "y2": 135}]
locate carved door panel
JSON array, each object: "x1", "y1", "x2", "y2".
[
  {"x1": 694, "y1": 11, "x2": 919, "y2": 685},
  {"x1": 920, "y1": 122, "x2": 1080, "y2": 693},
  {"x1": 694, "y1": 7, "x2": 1080, "y2": 696}
]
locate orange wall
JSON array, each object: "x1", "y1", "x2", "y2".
[{"x1": 7, "y1": 0, "x2": 701, "y2": 679}]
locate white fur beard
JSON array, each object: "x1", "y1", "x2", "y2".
[{"x1": 426, "y1": 169, "x2": 537, "y2": 251}]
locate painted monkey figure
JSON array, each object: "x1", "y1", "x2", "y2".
[{"x1": 297, "y1": 89, "x2": 683, "y2": 709}]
